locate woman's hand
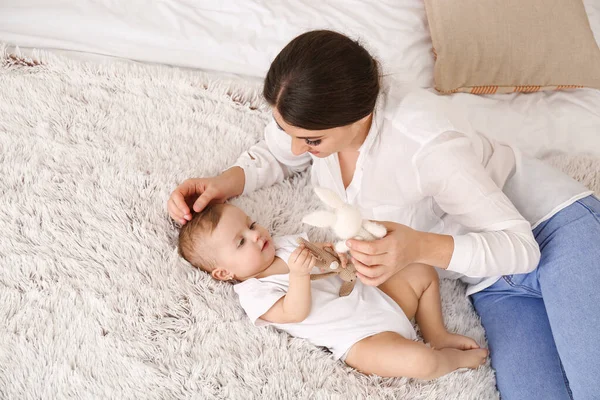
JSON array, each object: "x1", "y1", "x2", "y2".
[
  {"x1": 167, "y1": 167, "x2": 245, "y2": 224},
  {"x1": 346, "y1": 221, "x2": 423, "y2": 286}
]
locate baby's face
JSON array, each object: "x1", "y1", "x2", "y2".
[{"x1": 208, "y1": 205, "x2": 275, "y2": 280}]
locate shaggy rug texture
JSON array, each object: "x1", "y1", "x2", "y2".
[{"x1": 1, "y1": 46, "x2": 598, "y2": 400}]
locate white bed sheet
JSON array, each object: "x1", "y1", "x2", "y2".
[{"x1": 1, "y1": 0, "x2": 599, "y2": 157}]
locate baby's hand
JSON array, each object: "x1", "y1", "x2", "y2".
[{"x1": 288, "y1": 245, "x2": 318, "y2": 277}]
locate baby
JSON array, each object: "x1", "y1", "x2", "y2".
[{"x1": 178, "y1": 203, "x2": 488, "y2": 379}]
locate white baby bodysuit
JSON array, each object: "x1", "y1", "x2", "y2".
[{"x1": 233, "y1": 233, "x2": 417, "y2": 360}]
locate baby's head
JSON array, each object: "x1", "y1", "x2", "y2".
[{"x1": 178, "y1": 203, "x2": 276, "y2": 281}]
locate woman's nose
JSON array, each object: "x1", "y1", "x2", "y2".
[{"x1": 291, "y1": 138, "x2": 308, "y2": 156}]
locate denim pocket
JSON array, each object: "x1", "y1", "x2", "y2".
[{"x1": 503, "y1": 272, "x2": 541, "y2": 296}]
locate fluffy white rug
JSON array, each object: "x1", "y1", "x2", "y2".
[{"x1": 1, "y1": 46, "x2": 598, "y2": 400}]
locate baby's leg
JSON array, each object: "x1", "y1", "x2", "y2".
[
  {"x1": 345, "y1": 331, "x2": 488, "y2": 379},
  {"x1": 378, "y1": 264, "x2": 479, "y2": 350}
]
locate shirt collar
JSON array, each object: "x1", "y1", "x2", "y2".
[{"x1": 356, "y1": 88, "x2": 386, "y2": 157}]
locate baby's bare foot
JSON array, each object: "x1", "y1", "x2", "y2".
[
  {"x1": 429, "y1": 333, "x2": 480, "y2": 350},
  {"x1": 458, "y1": 348, "x2": 489, "y2": 369}
]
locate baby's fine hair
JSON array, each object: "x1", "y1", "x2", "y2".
[{"x1": 178, "y1": 204, "x2": 225, "y2": 272}]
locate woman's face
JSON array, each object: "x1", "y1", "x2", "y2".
[{"x1": 272, "y1": 109, "x2": 369, "y2": 158}]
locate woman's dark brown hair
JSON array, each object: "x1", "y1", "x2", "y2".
[{"x1": 263, "y1": 30, "x2": 380, "y2": 130}]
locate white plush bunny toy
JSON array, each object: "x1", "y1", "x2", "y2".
[{"x1": 302, "y1": 187, "x2": 388, "y2": 263}]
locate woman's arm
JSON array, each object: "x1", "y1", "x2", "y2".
[
  {"x1": 168, "y1": 120, "x2": 311, "y2": 221},
  {"x1": 414, "y1": 131, "x2": 540, "y2": 277},
  {"x1": 347, "y1": 130, "x2": 540, "y2": 285},
  {"x1": 233, "y1": 120, "x2": 312, "y2": 195}
]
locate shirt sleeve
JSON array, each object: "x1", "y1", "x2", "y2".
[
  {"x1": 231, "y1": 120, "x2": 312, "y2": 195},
  {"x1": 233, "y1": 279, "x2": 287, "y2": 326},
  {"x1": 413, "y1": 131, "x2": 541, "y2": 277}
]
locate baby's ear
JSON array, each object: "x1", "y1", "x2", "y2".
[
  {"x1": 211, "y1": 268, "x2": 233, "y2": 281},
  {"x1": 302, "y1": 211, "x2": 336, "y2": 228}
]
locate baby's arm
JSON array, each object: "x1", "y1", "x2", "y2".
[{"x1": 260, "y1": 246, "x2": 317, "y2": 324}]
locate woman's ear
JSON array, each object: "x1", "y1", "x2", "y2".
[{"x1": 212, "y1": 268, "x2": 234, "y2": 281}]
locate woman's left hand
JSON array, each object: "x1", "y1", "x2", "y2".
[{"x1": 346, "y1": 221, "x2": 422, "y2": 286}]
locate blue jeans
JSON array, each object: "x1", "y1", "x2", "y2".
[{"x1": 471, "y1": 195, "x2": 600, "y2": 400}]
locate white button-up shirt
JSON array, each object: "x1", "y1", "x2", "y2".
[{"x1": 233, "y1": 82, "x2": 592, "y2": 295}]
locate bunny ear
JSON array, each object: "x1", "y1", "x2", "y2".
[
  {"x1": 302, "y1": 211, "x2": 337, "y2": 228},
  {"x1": 314, "y1": 187, "x2": 345, "y2": 209}
]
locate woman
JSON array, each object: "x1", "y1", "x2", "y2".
[{"x1": 168, "y1": 30, "x2": 599, "y2": 399}]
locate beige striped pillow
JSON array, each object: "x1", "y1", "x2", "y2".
[{"x1": 424, "y1": 0, "x2": 600, "y2": 94}]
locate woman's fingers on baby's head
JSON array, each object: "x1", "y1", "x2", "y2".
[
  {"x1": 168, "y1": 198, "x2": 186, "y2": 224},
  {"x1": 171, "y1": 190, "x2": 190, "y2": 215},
  {"x1": 167, "y1": 198, "x2": 178, "y2": 218},
  {"x1": 192, "y1": 193, "x2": 212, "y2": 213}
]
